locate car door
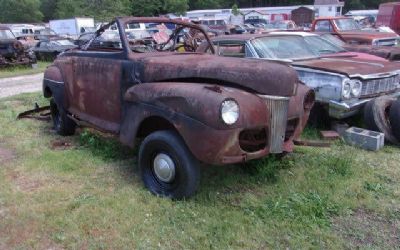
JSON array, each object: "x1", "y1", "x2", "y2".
[{"x1": 65, "y1": 36, "x2": 125, "y2": 133}]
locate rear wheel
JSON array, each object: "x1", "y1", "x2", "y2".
[
  {"x1": 389, "y1": 99, "x2": 400, "y2": 141},
  {"x1": 50, "y1": 98, "x2": 76, "y2": 136},
  {"x1": 139, "y1": 130, "x2": 200, "y2": 199}
]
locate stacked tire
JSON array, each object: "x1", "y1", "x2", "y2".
[{"x1": 364, "y1": 96, "x2": 400, "y2": 144}]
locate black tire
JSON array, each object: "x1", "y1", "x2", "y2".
[
  {"x1": 139, "y1": 130, "x2": 200, "y2": 199},
  {"x1": 389, "y1": 99, "x2": 400, "y2": 141},
  {"x1": 363, "y1": 97, "x2": 398, "y2": 144},
  {"x1": 307, "y1": 103, "x2": 330, "y2": 128},
  {"x1": 50, "y1": 98, "x2": 76, "y2": 136}
]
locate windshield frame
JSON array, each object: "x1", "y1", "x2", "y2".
[
  {"x1": 333, "y1": 18, "x2": 361, "y2": 31},
  {"x1": 84, "y1": 17, "x2": 215, "y2": 56}
]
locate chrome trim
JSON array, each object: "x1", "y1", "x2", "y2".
[
  {"x1": 258, "y1": 95, "x2": 291, "y2": 101},
  {"x1": 43, "y1": 78, "x2": 64, "y2": 84},
  {"x1": 329, "y1": 91, "x2": 400, "y2": 119},
  {"x1": 259, "y1": 95, "x2": 289, "y2": 154}
]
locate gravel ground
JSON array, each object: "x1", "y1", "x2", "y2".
[{"x1": 0, "y1": 73, "x2": 43, "y2": 99}]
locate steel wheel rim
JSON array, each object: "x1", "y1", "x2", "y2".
[{"x1": 153, "y1": 153, "x2": 176, "y2": 183}]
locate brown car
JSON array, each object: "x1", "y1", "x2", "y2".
[
  {"x1": 0, "y1": 25, "x2": 37, "y2": 67},
  {"x1": 310, "y1": 17, "x2": 400, "y2": 46},
  {"x1": 42, "y1": 17, "x2": 313, "y2": 199}
]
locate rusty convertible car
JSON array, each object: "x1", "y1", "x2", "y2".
[
  {"x1": 42, "y1": 17, "x2": 314, "y2": 199},
  {"x1": 198, "y1": 32, "x2": 400, "y2": 141},
  {"x1": 0, "y1": 25, "x2": 36, "y2": 67}
]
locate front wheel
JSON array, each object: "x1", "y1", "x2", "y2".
[
  {"x1": 139, "y1": 130, "x2": 200, "y2": 199},
  {"x1": 50, "y1": 98, "x2": 76, "y2": 136}
]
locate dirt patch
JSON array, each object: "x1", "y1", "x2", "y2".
[
  {"x1": 50, "y1": 139, "x2": 74, "y2": 150},
  {"x1": 7, "y1": 170, "x2": 43, "y2": 193},
  {"x1": 333, "y1": 208, "x2": 400, "y2": 248},
  {"x1": 0, "y1": 146, "x2": 16, "y2": 164}
]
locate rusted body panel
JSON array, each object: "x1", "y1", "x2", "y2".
[
  {"x1": 342, "y1": 44, "x2": 400, "y2": 61},
  {"x1": 131, "y1": 53, "x2": 297, "y2": 97},
  {"x1": 292, "y1": 57, "x2": 400, "y2": 76},
  {"x1": 121, "y1": 82, "x2": 272, "y2": 164}
]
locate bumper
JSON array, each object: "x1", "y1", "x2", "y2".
[{"x1": 328, "y1": 91, "x2": 400, "y2": 119}]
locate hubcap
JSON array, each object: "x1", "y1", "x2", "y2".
[{"x1": 153, "y1": 153, "x2": 176, "y2": 183}]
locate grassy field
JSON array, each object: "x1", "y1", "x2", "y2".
[
  {"x1": 0, "y1": 92, "x2": 399, "y2": 249},
  {"x1": 0, "y1": 61, "x2": 51, "y2": 79}
]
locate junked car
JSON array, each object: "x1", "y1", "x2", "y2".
[
  {"x1": 0, "y1": 25, "x2": 37, "y2": 67},
  {"x1": 33, "y1": 39, "x2": 77, "y2": 61},
  {"x1": 198, "y1": 32, "x2": 400, "y2": 141},
  {"x1": 42, "y1": 17, "x2": 314, "y2": 199},
  {"x1": 310, "y1": 17, "x2": 400, "y2": 46}
]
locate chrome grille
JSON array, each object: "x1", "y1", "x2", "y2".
[
  {"x1": 260, "y1": 95, "x2": 289, "y2": 154},
  {"x1": 361, "y1": 74, "x2": 400, "y2": 96},
  {"x1": 376, "y1": 38, "x2": 397, "y2": 46}
]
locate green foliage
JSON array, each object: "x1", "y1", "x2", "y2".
[
  {"x1": 0, "y1": 0, "x2": 392, "y2": 23},
  {"x1": 246, "y1": 191, "x2": 339, "y2": 226},
  {"x1": 79, "y1": 129, "x2": 132, "y2": 161},
  {"x1": 0, "y1": 0, "x2": 43, "y2": 22},
  {"x1": 232, "y1": 3, "x2": 240, "y2": 16}
]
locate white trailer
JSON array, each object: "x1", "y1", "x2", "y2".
[{"x1": 49, "y1": 17, "x2": 95, "y2": 38}]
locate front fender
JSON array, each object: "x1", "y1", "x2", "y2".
[
  {"x1": 43, "y1": 65, "x2": 65, "y2": 107},
  {"x1": 123, "y1": 82, "x2": 269, "y2": 130}
]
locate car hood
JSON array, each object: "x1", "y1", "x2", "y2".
[
  {"x1": 133, "y1": 53, "x2": 298, "y2": 97},
  {"x1": 344, "y1": 44, "x2": 400, "y2": 61},
  {"x1": 292, "y1": 57, "x2": 400, "y2": 77},
  {"x1": 340, "y1": 31, "x2": 398, "y2": 39}
]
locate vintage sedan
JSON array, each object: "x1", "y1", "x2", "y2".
[
  {"x1": 42, "y1": 17, "x2": 313, "y2": 199},
  {"x1": 198, "y1": 32, "x2": 400, "y2": 138}
]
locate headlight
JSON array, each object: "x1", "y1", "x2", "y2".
[
  {"x1": 342, "y1": 79, "x2": 362, "y2": 99},
  {"x1": 351, "y1": 80, "x2": 362, "y2": 97},
  {"x1": 342, "y1": 79, "x2": 352, "y2": 99},
  {"x1": 221, "y1": 99, "x2": 239, "y2": 125}
]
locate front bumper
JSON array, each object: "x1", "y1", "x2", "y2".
[{"x1": 328, "y1": 91, "x2": 400, "y2": 119}]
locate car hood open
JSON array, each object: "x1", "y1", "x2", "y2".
[{"x1": 133, "y1": 53, "x2": 298, "y2": 97}]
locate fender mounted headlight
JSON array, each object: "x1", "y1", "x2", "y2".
[{"x1": 221, "y1": 99, "x2": 239, "y2": 125}]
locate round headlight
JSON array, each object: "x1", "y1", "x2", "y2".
[
  {"x1": 351, "y1": 80, "x2": 362, "y2": 97},
  {"x1": 342, "y1": 80, "x2": 351, "y2": 99},
  {"x1": 221, "y1": 100, "x2": 239, "y2": 125}
]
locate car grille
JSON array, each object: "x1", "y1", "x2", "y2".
[
  {"x1": 260, "y1": 95, "x2": 290, "y2": 154},
  {"x1": 361, "y1": 74, "x2": 400, "y2": 97},
  {"x1": 375, "y1": 38, "x2": 397, "y2": 46}
]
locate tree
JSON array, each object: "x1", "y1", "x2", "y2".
[
  {"x1": 0, "y1": 0, "x2": 43, "y2": 23},
  {"x1": 232, "y1": 3, "x2": 240, "y2": 16}
]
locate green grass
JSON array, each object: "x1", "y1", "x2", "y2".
[
  {"x1": 0, "y1": 93, "x2": 399, "y2": 249},
  {"x1": 0, "y1": 61, "x2": 50, "y2": 79}
]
